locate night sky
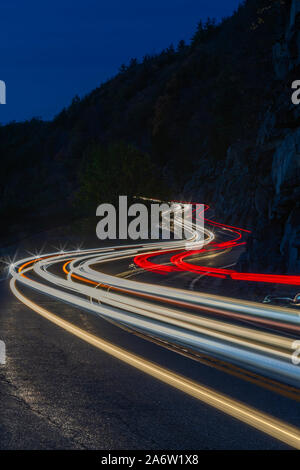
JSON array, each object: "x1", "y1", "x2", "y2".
[{"x1": 0, "y1": 0, "x2": 241, "y2": 124}]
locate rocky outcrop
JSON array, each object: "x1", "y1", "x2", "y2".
[
  {"x1": 187, "y1": 0, "x2": 300, "y2": 276},
  {"x1": 273, "y1": 0, "x2": 300, "y2": 79},
  {"x1": 248, "y1": 0, "x2": 300, "y2": 274}
]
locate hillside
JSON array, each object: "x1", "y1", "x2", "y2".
[{"x1": 1, "y1": 0, "x2": 299, "y2": 276}]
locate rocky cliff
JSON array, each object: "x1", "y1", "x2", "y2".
[{"x1": 186, "y1": 0, "x2": 300, "y2": 276}]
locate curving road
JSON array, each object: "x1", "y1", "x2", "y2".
[{"x1": 5, "y1": 202, "x2": 300, "y2": 449}]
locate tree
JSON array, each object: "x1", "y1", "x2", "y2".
[
  {"x1": 119, "y1": 64, "x2": 128, "y2": 73},
  {"x1": 177, "y1": 39, "x2": 187, "y2": 53},
  {"x1": 129, "y1": 58, "x2": 138, "y2": 68},
  {"x1": 191, "y1": 17, "x2": 218, "y2": 46},
  {"x1": 78, "y1": 142, "x2": 167, "y2": 207}
]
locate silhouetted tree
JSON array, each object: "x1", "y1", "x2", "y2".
[
  {"x1": 177, "y1": 39, "x2": 187, "y2": 53},
  {"x1": 191, "y1": 17, "x2": 218, "y2": 46}
]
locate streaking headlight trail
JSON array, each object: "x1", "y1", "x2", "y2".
[{"x1": 8, "y1": 202, "x2": 300, "y2": 448}]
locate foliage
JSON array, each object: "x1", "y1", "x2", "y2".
[
  {"x1": 191, "y1": 17, "x2": 219, "y2": 46},
  {"x1": 78, "y1": 142, "x2": 169, "y2": 208},
  {"x1": 0, "y1": 0, "x2": 290, "y2": 232}
]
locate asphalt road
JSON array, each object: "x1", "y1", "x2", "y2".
[
  {"x1": 0, "y1": 276, "x2": 297, "y2": 450},
  {"x1": 2, "y1": 203, "x2": 300, "y2": 450}
]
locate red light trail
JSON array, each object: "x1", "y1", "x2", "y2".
[{"x1": 134, "y1": 204, "x2": 300, "y2": 286}]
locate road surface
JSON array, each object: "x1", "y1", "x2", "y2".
[{"x1": 2, "y1": 203, "x2": 300, "y2": 449}]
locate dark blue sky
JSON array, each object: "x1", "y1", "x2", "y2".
[{"x1": 0, "y1": 0, "x2": 241, "y2": 124}]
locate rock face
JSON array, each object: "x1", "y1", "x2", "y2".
[
  {"x1": 273, "y1": 0, "x2": 300, "y2": 78},
  {"x1": 187, "y1": 0, "x2": 300, "y2": 275},
  {"x1": 247, "y1": 0, "x2": 300, "y2": 274}
]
